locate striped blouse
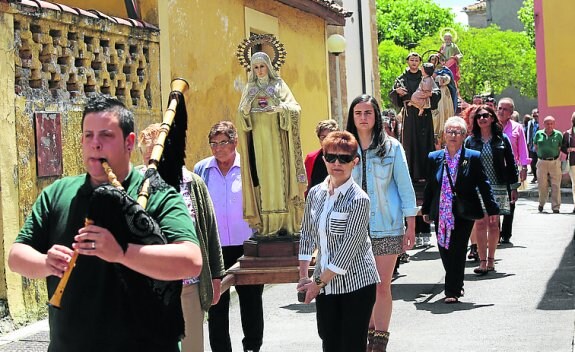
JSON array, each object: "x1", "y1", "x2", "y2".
[{"x1": 299, "y1": 176, "x2": 380, "y2": 295}]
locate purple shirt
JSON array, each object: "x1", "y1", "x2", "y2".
[
  {"x1": 502, "y1": 119, "x2": 531, "y2": 167},
  {"x1": 196, "y1": 153, "x2": 254, "y2": 246}
]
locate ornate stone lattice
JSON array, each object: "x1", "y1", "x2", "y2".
[{"x1": 13, "y1": 15, "x2": 159, "y2": 109}]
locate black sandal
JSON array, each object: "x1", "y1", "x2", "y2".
[
  {"x1": 474, "y1": 260, "x2": 488, "y2": 275},
  {"x1": 487, "y1": 257, "x2": 495, "y2": 271},
  {"x1": 444, "y1": 296, "x2": 459, "y2": 304}
]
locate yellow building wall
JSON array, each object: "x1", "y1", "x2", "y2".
[
  {"x1": 151, "y1": 0, "x2": 330, "y2": 165},
  {"x1": 543, "y1": 0, "x2": 575, "y2": 107},
  {"x1": 1, "y1": 0, "x2": 335, "y2": 325},
  {"x1": 1, "y1": 5, "x2": 162, "y2": 324}
]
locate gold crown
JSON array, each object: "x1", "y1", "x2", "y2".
[{"x1": 236, "y1": 34, "x2": 287, "y2": 72}]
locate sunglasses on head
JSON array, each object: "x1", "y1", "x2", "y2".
[
  {"x1": 477, "y1": 112, "x2": 492, "y2": 119},
  {"x1": 324, "y1": 153, "x2": 357, "y2": 164}
]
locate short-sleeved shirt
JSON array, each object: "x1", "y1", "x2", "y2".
[
  {"x1": 534, "y1": 129, "x2": 563, "y2": 159},
  {"x1": 15, "y1": 167, "x2": 197, "y2": 351}
]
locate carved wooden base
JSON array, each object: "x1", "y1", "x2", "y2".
[
  {"x1": 238, "y1": 254, "x2": 299, "y2": 268},
  {"x1": 219, "y1": 237, "x2": 308, "y2": 293},
  {"x1": 221, "y1": 262, "x2": 314, "y2": 293},
  {"x1": 243, "y1": 238, "x2": 299, "y2": 257}
]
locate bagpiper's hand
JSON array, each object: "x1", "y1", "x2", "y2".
[
  {"x1": 74, "y1": 224, "x2": 124, "y2": 263},
  {"x1": 46, "y1": 245, "x2": 75, "y2": 277}
]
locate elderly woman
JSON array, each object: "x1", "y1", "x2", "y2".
[
  {"x1": 304, "y1": 119, "x2": 339, "y2": 195},
  {"x1": 237, "y1": 51, "x2": 306, "y2": 236},
  {"x1": 422, "y1": 116, "x2": 499, "y2": 303},
  {"x1": 346, "y1": 95, "x2": 417, "y2": 351},
  {"x1": 465, "y1": 106, "x2": 518, "y2": 274},
  {"x1": 298, "y1": 131, "x2": 379, "y2": 352}
]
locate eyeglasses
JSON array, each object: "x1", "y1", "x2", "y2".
[
  {"x1": 497, "y1": 107, "x2": 511, "y2": 112},
  {"x1": 209, "y1": 140, "x2": 233, "y2": 148},
  {"x1": 324, "y1": 153, "x2": 357, "y2": 164},
  {"x1": 477, "y1": 113, "x2": 492, "y2": 120},
  {"x1": 445, "y1": 129, "x2": 465, "y2": 136}
]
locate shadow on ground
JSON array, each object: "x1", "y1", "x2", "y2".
[{"x1": 537, "y1": 233, "x2": 575, "y2": 310}]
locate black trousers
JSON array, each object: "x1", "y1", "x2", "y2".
[
  {"x1": 415, "y1": 215, "x2": 431, "y2": 234},
  {"x1": 208, "y1": 246, "x2": 264, "y2": 352},
  {"x1": 315, "y1": 284, "x2": 376, "y2": 352},
  {"x1": 436, "y1": 217, "x2": 474, "y2": 298},
  {"x1": 500, "y1": 202, "x2": 516, "y2": 239},
  {"x1": 530, "y1": 151, "x2": 538, "y2": 180}
]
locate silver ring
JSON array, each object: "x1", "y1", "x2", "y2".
[{"x1": 91, "y1": 242, "x2": 96, "y2": 250}]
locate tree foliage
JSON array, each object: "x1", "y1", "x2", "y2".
[
  {"x1": 377, "y1": 2, "x2": 537, "y2": 107},
  {"x1": 375, "y1": 0, "x2": 454, "y2": 46},
  {"x1": 518, "y1": 0, "x2": 535, "y2": 47},
  {"x1": 378, "y1": 40, "x2": 409, "y2": 107},
  {"x1": 415, "y1": 26, "x2": 537, "y2": 100}
]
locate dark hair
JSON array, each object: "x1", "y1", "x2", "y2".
[
  {"x1": 422, "y1": 63, "x2": 435, "y2": 76},
  {"x1": 321, "y1": 131, "x2": 358, "y2": 156},
  {"x1": 485, "y1": 96, "x2": 496, "y2": 104},
  {"x1": 345, "y1": 94, "x2": 388, "y2": 158},
  {"x1": 406, "y1": 52, "x2": 421, "y2": 61},
  {"x1": 208, "y1": 120, "x2": 237, "y2": 141},
  {"x1": 471, "y1": 105, "x2": 503, "y2": 138},
  {"x1": 82, "y1": 95, "x2": 134, "y2": 138}
]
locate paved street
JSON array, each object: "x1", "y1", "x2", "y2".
[
  {"x1": 208, "y1": 195, "x2": 575, "y2": 352},
  {"x1": 1, "y1": 183, "x2": 574, "y2": 351}
]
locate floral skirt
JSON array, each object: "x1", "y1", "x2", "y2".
[{"x1": 371, "y1": 235, "x2": 403, "y2": 256}]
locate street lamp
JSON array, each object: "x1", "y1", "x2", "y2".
[{"x1": 327, "y1": 34, "x2": 346, "y2": 129}]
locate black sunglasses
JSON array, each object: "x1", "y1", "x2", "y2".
[
  {"x1": 324, "y1": 153, "x2": 357, "y2": 164},
  {"x1": 477, "y1": 112, "x2": 492, "y2": 119}
]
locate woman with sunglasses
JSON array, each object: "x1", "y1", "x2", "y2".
[
  {"x1": 298, "y1": 131, "x2": 380, "y2": 352},
  {"x1": 422, "y1": 116, "x2": 499, "y2": 303},
  {"x1": 346, "y1": 95, "x2": 418, "y2": 351},
  {"x1": 464, "y1": 106, "x2": 518, "y2": 274}
]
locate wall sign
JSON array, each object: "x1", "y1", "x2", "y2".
[{"x1": 34, "y1": 112, "x2": 63, "y2": 177}]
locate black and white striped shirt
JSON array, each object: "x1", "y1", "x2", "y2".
[{"x1": 299, "y1": 176, "x2": 380, "y2": 295}]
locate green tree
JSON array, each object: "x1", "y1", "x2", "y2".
[
  {"x1": 376, "y1": 0, "x2": 454, "y2": 46},
  {"x1": 378, "y1": 40, "x2": 409, "y2": 107},
  {"x1": 415, "y1": 25, "x2": 537, "y2": 100},
  {"x1": 518, "y1": 0, "x2": 535, "y2": 47}
]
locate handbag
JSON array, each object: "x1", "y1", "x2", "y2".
[
  {"x1": 491, "y1": 184, "x2": 511, "y2": 216},
  {"x1": 444, "y1": 161, "x2": 481, "y2": 221}
]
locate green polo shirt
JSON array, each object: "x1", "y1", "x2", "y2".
[
  {"x1": 16, "y1": 167, "x2": 197, "y2": 352},
  {"x1": 534, "y1": 129, "x2": 563, "y2": 159}
]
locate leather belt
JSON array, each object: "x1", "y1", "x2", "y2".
[{"x1": 542, "y1": 156, "x2": 559, "y2": 160}]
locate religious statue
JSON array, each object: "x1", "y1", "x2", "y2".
[
  {"x1": 438, "y1": 29, "x2": 463, "y2": 86},
  {"x1": 389, "y1": 52, "x2": 436, "y2": 182},
  {"x1": 236, "y1": 36, "x2": 306, "y2": 238}
]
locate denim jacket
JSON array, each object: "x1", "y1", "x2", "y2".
[{"x1": 352, "y1": 138, "x2": 419, "y2": 238}]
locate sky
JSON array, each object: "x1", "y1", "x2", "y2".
[{"x1": 433, "y1": 0, "x2": 478, "y2": 25}]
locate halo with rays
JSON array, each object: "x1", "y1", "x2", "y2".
[{"x1": 236, "y1": 34, "x2": 287, "y2": 72}]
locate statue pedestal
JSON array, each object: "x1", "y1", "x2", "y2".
[
  {"x1": 240, "y1": 237, "x2": 299, "y2": 268},
  {"x1": 220, "y1": 236, "x2": 305, "y2": 293}
]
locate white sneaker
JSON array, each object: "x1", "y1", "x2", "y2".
[
  {"x1": 422, "y1": 235, "x2": 431, "y2": 247},
  {"x1": 415, "y1": 237, "x2": 423, "y2": 247}
]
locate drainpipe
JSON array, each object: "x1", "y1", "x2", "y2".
[{"x1": 357, "y1": 0, "x2": 367, "y2": 93}]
